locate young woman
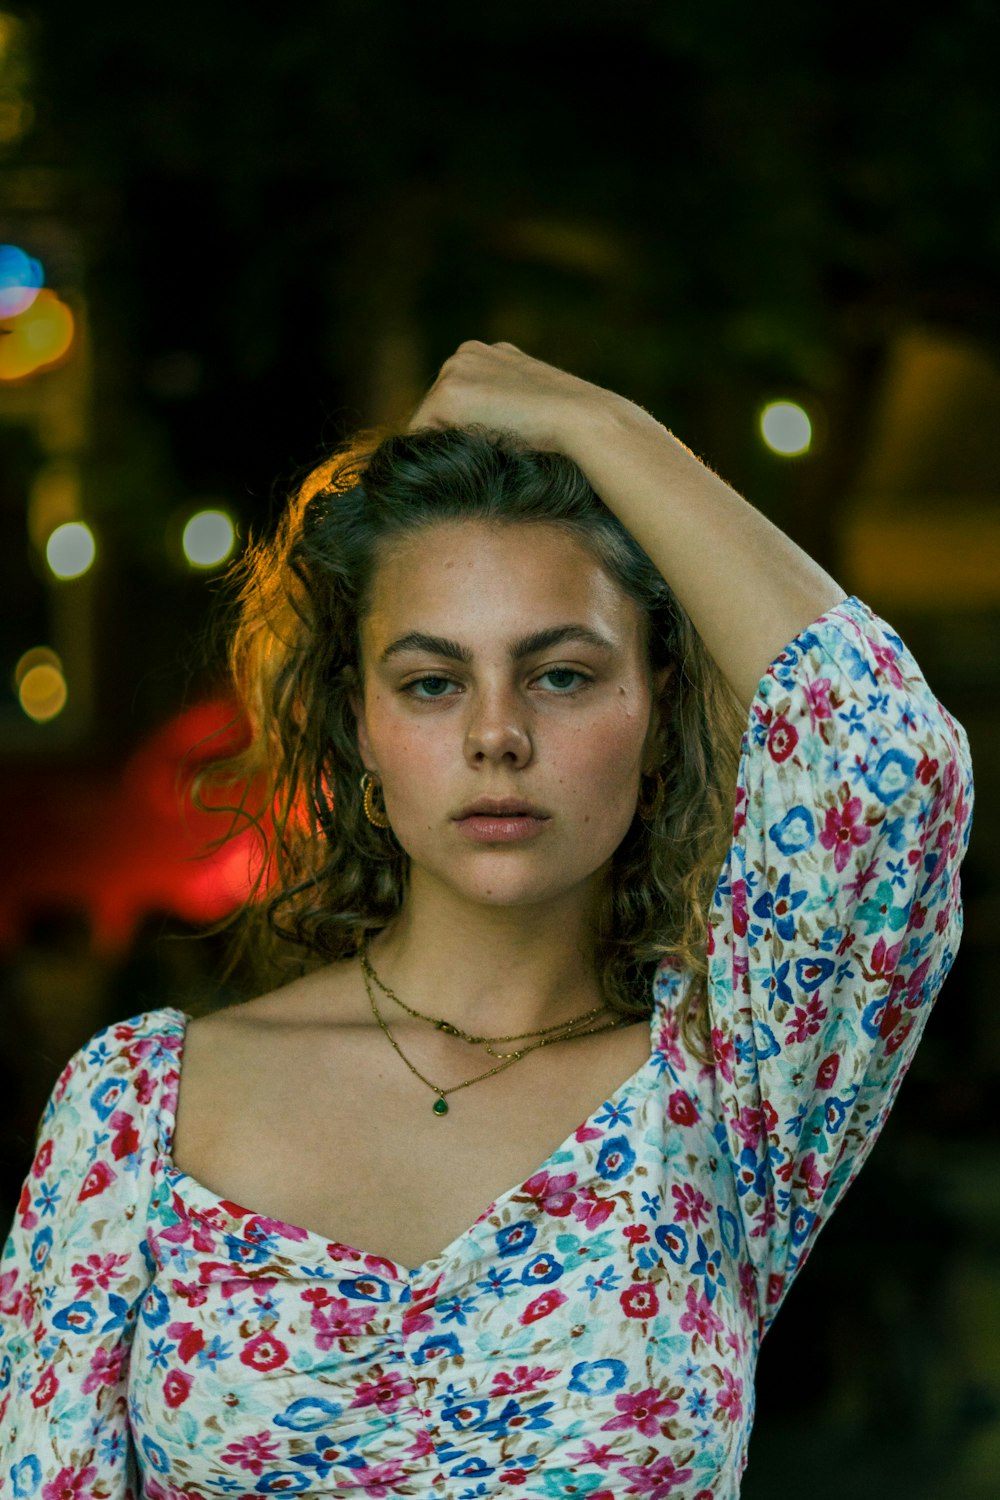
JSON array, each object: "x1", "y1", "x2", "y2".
[{"x1": 0, "y1": 341, "x2": 974, "y2": 1497}]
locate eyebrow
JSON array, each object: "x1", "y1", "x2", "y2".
[{"x1": 379, "y1": 624, "x2": 618, "y2": 665}]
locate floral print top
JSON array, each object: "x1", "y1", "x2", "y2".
[{"x1": 0, "y1": 597, "x2": 974, "y2": 1500}]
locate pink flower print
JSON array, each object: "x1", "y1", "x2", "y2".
[
  {"x1": 166, "y1": 1319, "x2": 206, "y2": 1363},
  {"x1": 42, "y1": 1465, "x2": 98, "y2": 1500},
  {"x1": 731, "y1": 1103, "x2": 767, "y2": 1152},
  {"x1": 566, "y1": 1439, "x2": 626, "y2": 1469},
  {"x1": 738, "y1": 1260, "x2": 757, "y2": 1318},
  {"x1": 711, "y1": 1027, "x2": 735, "y2": 1085},
  {"x1": 521, "y1": 1287, "x2": 568, "y2": 1325},
  {"x1": 134, "y1": 1066, "x2": 155, "y2": 1105},
  {"x1": 815, "y1": 1053, "x2": 840, "y2": 1090},
  {"x1": 766, "y1": 1271, "x2": 785, "y2": 1306},
  {"x1": 819, "y1": 794, "x2": 872, "y2": 872},
  {"x1": 16, "y1": 1182, "x2": 38, "y2": 1230},
  {"x1": 767, "y1": 713, "x2": 799, "y2": 763},
  {"x1": 679, "y1": 1283, "x2": 725, "y2": 1347},
  {"x1": 602, "y1": 1384, "x2": 679, "y2": 1436},
  {"x1": 715, "y1": 1367, "x2": 745, "y2": 1424},
  {"x1": 732, "y1": 784, "x2": 748, "y2": 837},
  {"x1": 617, "y1": 1451, "x2": 694, "y2": 1495},
  {"x1": 873, "y1": 643, "x2": 904, "y2": 688},
  {"x1": 220, "y1": 1430, "x2": 281, "y2": 1475},
  {"x1": 803, "y1": 676, "x2": 834, "y2": 727},
  {"x1": 794, "y1": 1151, "x2": 829, "y2": 1203},
  {"x1": 520, "y1": 1168, "x2": 578, "y2": 1217},
  {"x1": 671, "y1": 1181, "x2": 711, "y2": 1228},
  {"x1": 490, "y1": 1363, "x2": 562, "y2": 1396},
  {"x1": 731, "y1": 878, "x2": 748, "y2": 938},
  {"x1": 570, "y1": 1186, "x2": 616, "y2": 1231},
  {"x1": 786, "y1": 996, "x2": 828, "y2": 1045},
  {"x1": 667, "y1": 1090, "x2": 698, "y2": 1127},
  {"x1": 71, "y1": 1251, "x2": 131, "y2": 1296},
  {"x1": 620, "y1": 1282, "x2": 660, "y2": 1321},
  {"x1": 350, "y1": 1367, "x2": 418, "y2": 1414},
  {"x1": 300, "y1": 1287, "x2": 378, "y2": 1349},
  {"x1": 916, "y1": 751, "x2": 940, "y2": 786},
  {"x1": 81, "y1": 1342, "x2": 126, "y2": 1395}
]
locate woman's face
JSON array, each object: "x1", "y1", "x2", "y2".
[{"x1": 354, "y1": 520, "x2": 668, "y2": 913}]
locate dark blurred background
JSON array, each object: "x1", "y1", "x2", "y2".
[{"x1": 1, "y1": 3, "x2": 998, "y2": 1494}]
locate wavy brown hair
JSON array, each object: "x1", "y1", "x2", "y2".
[{"x1": 198, "y1": 423, "x2": 746, "y2": 1066}]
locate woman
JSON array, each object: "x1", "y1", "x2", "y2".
[{"x1": 0, "y1": 342, "x2": 974, "y2": 1497}]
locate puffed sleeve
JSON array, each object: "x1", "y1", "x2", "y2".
[
  {"x1": 0, "y1": 1011, "x2": 183, "y2": 1497},
  {"x1": 703, "y1": 595, "x2": 973, "y2": 1343}
]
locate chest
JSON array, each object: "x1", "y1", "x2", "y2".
[{"x1": 171, "y1": 1015, "x2": 654, "y2": 1272}]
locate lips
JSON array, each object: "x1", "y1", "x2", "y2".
[{"x1": 454, "y1": 799, "x2": 549, "y2": 820}]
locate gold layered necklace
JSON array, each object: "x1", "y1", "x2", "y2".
[{"x1": 358, "y1": 941, "x2": 633, "y2": 1116}]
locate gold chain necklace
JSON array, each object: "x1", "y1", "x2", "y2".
[{"x1": 358, "y1": 942, "x2": 631, "y2": 1116}]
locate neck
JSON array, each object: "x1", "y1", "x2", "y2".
[{"x1": 364, "y1": 869, "x2": 612, "y2": 1038}]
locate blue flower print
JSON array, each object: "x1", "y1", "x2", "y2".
[
  {"x1": 140, "y1": 1285, "x2": 170, "y2": 1328},
  {"x1": 794, "y1": 956, "x2": 835, "y2": 992},
  {"x1": 441, "y1": 1395, "x2": 490, "y2": 1432},
  {"x1": 690, "y1": 1234, "x2": 726, "y2": 1303},
  {"x1": 338, "y1": 1274, "x2": 393, "y2": 1303},
  {"x1": 52, "y1": 1301, "x2": 97, "y2": 1335},
  {"x1": 583, "y1": 1263, "x2": 622, "y2": 1300},
  {"x1": 141, "y1": 1434, "x2": 170, "y2": 1474},
  {"x1": 753, "y1": 872, "x2": 808, "y2": 940},
  {"x1": 90, "y1": 1075, "x2": 126, "y2": 1120},
  {"x1": 274, "y1": 1395, "x2": 344, "y2": 1431},
  {"x1": 596, "y1": 1135, "x2": 636, "y2": 1181},
  {"x1": 655, "y1": 1223, "x2": 689, "y2": 1264},
  {"x1": 413, "y1": 1331, "x2": 463, "y2": 1365},
  {"x1": 768, "y1": 804, "x2": 816, "y2": 856},
  {"x1": 567, "y1": 1358, "x2": 628, "y2": 1397},
  {"x1": 686, "y1": 1386, "x2": 712, "y2": 1418},
  {"x1": 11, "y1": 1456, "x2": 42, "y2": 1498},
  {"x1": 29, "y1": 1229, "x2": 51, "y2": 1274},
  {"x1": 521, "y1": 1253, "x2": 564, "y2": 1286},
  {"x1": 866, "y1": 746, "x2": 916, "y2": 806},
  {"x1": 764, "y1": 958, "x2": 793, "y2": 1011},
  {"x1": 717, "y1": 1206, "x2": 741, "y2": 1257},
  {"x1": 255, "y1": 1474, "x2": 312, "y2": 1494},
  {"x1": 496, "y1": 1220, "x2": 536, "y2": 1257},
  {"x1": 736, "y1": 1147, "x2": 767, "y2": 1200}
]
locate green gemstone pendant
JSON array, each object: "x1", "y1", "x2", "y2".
[{"x1": 433, "y1": 1097, "x2": 449, "y2": 1116}]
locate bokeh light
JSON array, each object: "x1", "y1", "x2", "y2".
[
  {"x1": 182, "y1": 509, "x2": 236, "y2": 569},
  {"x1": 0, "y1": 242, "x2": 43, "y2": 317},
  {"x1": 0, "y1": 287, "x2": 75, "y2": 380},
  {"x1": 760, "y1": 400, "x2": 812, "y2": 456},
  {"x1": 14, "y1": 647, "x2": 67, "y2": 723},
  {"x1": 46, "y1": 520, "x2": 96, "y2": 579}
]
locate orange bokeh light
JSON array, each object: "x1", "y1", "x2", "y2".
[{"x1": 0, "y1": 288, "x2": 75, "y2": 380}]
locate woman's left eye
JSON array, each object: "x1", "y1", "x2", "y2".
[{"x1": 536, "y1": 668, "x2": 588, "y2": 692}]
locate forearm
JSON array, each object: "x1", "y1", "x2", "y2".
[{"x1": 560, "y1": 394, "x2": 847, "y2": 710}]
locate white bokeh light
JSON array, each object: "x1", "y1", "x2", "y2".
[
  {"x1": 45, "y1": 521, "x2": 96, "y2": 579},
  {"x1": 182, "y1": 509, "x2": 236, "y2": 569},
  {"x1": 760, "y1": 401, "x2": 812, "y2": 456}
]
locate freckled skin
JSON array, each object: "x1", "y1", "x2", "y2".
[{"x1": 353, "y1": 521, "x2": 668, "y2": 916}]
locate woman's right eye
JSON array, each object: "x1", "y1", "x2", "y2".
[{"x1": 404, "y1": 676, "x2": 457, "y2": 699}]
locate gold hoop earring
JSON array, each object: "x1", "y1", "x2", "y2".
[
  {"x1": 637, "y1": 769, "x2": 666, "y2": 823},
  {"x1": 360, "y1": 772, "x2": 391, "y2": 829}
]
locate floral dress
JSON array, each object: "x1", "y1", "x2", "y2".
[{"x1": 0, "y1": 597, "x2": 974, "y2": 1499}]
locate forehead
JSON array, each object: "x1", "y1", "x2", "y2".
[{"x1": 362, "y1": 521, "x2": 644, "y2": 654}]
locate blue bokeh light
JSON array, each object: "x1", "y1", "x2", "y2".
[{"x1": 0, "y1": 243, "x2": 45, "y2": 319}]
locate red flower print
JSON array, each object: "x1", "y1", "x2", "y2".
[
  {"x1": 786, "y1": 996, "x2": 828, "y2": 1045},
  {"x1": 667, "y1": 1090, "x2": 698, "y2": 1127},
  {"x1": 679, "y1": 1283, "x2": 724, "y2": 1346},
  {"x1": 731, "y1": 878, "x2": 748, "y2": 938},
  {"x1": 42, "y1": 1466, "x2": 98, "y2": 1500},
  {"x1": 766, "y1": 1272, "x2": 785, "y2": 1305},
  {"x1": 78, "y1": 1160, "x2": 116, "y2": 1202},
  {"x1": 571, "y1": 1187, "x2": 616, "y2": 1231},
  {"x1": 239, "y1": 1332, "x2": 289, "y2": 1371},
  {"x1": 17, "y1": 1182, "x2": 38, "y2": 1230},
  {"x1": 32, "y1": 1138, "x2": 53, "y2": 1178},
  {"x1": 623, "y1": 1223, "x2": 650, "y2": 1246},
  {"x1": 134, "y1": 1066, "x2": 155, "y2": 1105},
  {"x1": 31, "y1": 1365, "x2": 58, "y2": 1407},
  {"x1": 794, "y1": 1151, "x2": 828, "y2": 1203},
  {"x1": 815, "y1": 1053, "x2": 840, "y2": 1090},
  {"x1": 767, "y1": 713, "x2": 799, "y2": 762},
  {"x1": 602, "y1": 1384, "x2": 678, "y2": 1435},
  {"x1": 819, "y1": 795, "x2": 873, "y2": 872},
  {"x1": 738, "y1": 1260, "x2": 757, "y2": 1318},
  {"x1": 711, "y1": 1027, "x2": 735, "y2": 1085},
  {"x1": 732, "y1": 784, "x2": 748, "y2": 837},
  {"x1": 490, "y1": 1363, "x2": 561, "y2": 1396},
  {"x1": 715, "y1": 1367, "x2": 745, "y2": 1423},
  {"x1": 221, "y1": 1430, "x2": 281, "y2": 1475},
  {"x1": 167, "y1": 1320, "x2": 206, "y2": 1363},
  {"x1": 520, "y1": 1168, "x2": 578, "y2": 1217},
  {"x1": 163, "y1": 1369, "x2": 192, "y2": 1408},
  {"x1": 521, "y1": 1288, "x2": 568, "y2": 1325},
  {"x1": 916, "y1": 751, "x2": 940, "y2": 786},
  {"x1": 109, "y1": 1109, "x2": 139, "y2": 1160},
  {"x1": 873, "y1": 643, "x2": 904, "y2": 688},
  {"x1": 620, "y1": 1282, "x2": 660, "y2": 1321},
  {"x1": 670, "y1": 1181, "x2": 711, "y2": 1228}
]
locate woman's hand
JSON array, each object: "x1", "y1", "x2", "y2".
[{"x1": 404, "y1": 339, "x2": 624, "y2": 452}]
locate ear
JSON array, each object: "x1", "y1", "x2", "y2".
[
  {"x1": 347, "y1": 676, "x2": 377, "y2": 775},
  {"x1": 644, "y1": 664, "x2": 674, "y2": 767}
]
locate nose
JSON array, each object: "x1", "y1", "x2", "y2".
[{"x1": 463, "y1": 685, "x2": 533, "y2": 768}]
